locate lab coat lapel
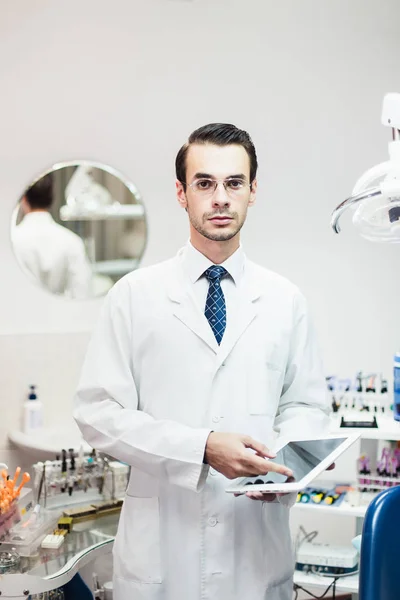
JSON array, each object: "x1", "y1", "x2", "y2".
[
  {"x1": 216, "y1": 268, "x2": 261, "y2": 369},
  {"x1": 167, "y1": 264, "x2": 219, "y2": 354}
]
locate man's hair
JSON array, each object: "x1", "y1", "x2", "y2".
[
  {"x1": 24, "y1": 174, "x2": 53, "y2": 209},
  {"x1": 175, "y1": 123, "x2": 258, "y2": 185}
]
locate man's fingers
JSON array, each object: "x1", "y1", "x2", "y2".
[
  {"x1": 260, "y1": 493, "x2": 277, "y2": 502},
  {"x1": 241, "y1": 454, "x2": 272, "y2": 475},
  {"x1": 264, "y1": 460, "x2": 293, "y2": 477},
  {"x1": 242, "y1": 454, "x2": 292, "y2": 478},
  {"x1": 246, "y1": 491, "x2": 265, "y2": 500},
  {"x1": 246, "y1": 491, "x2": 277, "y2": 502},
  {"x1": 242, "y1": 436, "x2": 276, "y2": 459}
]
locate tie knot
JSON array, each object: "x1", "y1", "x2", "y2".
[{"x1": 204, "y1": 265, "x2": 227, "y2": 282}]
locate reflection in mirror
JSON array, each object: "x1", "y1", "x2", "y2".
[{"x1": 11, "y1": 161, "x2": 147, "y2": 299}]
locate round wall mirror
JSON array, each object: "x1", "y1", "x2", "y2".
[{"x1": 11, "y1": 161, "x2": 147, "y2": 299}]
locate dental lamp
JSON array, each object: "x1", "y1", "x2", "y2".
[{"x1": 331, "y1": 93, "x2": 400, "y2": 242}]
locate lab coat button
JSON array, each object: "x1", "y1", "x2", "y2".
[
  {"x1": 212, "y1": 416, "x2": 220, "y2": 423},
  {"x1": 210, "y1": 468, "x2": 217, "y2": 476},
  {"x1": 208, "y1": 517, "x2": 218, "y2": 527}
]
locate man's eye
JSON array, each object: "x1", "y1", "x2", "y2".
[
  {"x1": 196, "y1": 180, "x2": 213, "y2": 190},
  {"x1": 226, "y1": 179, "x2": 244, "y2": 189}
]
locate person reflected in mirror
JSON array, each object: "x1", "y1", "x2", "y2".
[{"x1": 12, "y1": 175, "x2": 92, "y2": 299}]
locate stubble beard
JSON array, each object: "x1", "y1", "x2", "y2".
[{"x1": 188, "y1": 209, "x2": 245, "y2": 242}]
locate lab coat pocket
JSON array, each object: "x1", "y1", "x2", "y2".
[
  {"x1": 247, "y1": 362, "x2": 284, "y2": 416},
  {"x1": 113, "y1": 495, "x2": 162, "y2": 584}
]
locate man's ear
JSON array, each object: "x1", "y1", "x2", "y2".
[
  {"x1": 248, "y1": 179, "x2": 257, "y2": 207},
  {"x1": 20, "y1": 196, "x2": 30, "y2": 214},
  {"x1": 176, "y1": 180, "x2": 188, "y2": 209}
]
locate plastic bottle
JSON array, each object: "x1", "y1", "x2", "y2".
[
  {"x1": 394, "y1": 353, "x2": 400, "y2": 421},
  {"x1": 23, "y1": 385, "x2": 43, "y2": 434}
]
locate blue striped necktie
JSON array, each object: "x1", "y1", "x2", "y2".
[{"x1": 204, "y1": 266, "x2": 227, "y2": 345}]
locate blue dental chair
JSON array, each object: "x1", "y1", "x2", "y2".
[
  {"x1": 358, "y1": 486, "x2": 400, "y2": 600},
  {"x1": 63, "y1": 574, "x2": 94, "y2": 599}
]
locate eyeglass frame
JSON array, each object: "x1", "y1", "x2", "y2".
[{"x1": 181, "y1": 176, "x2": 254, "y2": 197}]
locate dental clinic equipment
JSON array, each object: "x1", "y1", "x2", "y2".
[
  {"x1": 357, "y1": 447, "x2": 400, "y2": 493},
  {"x1": 0, "y1": 468, "x2": 31, "y2": 511},
  {"x1": 0, "y1": 452, "x2": 127, "y2": 557},
  {"x1": 0, "y1": 467, "x2": 33, "y2": 544},
  {"x1": 331, "y1": 93, "x2": 400, "y2": 242},
  {"x1": 32, "y1": 449, "x2": 129, "y2": 508},
  {"x1": 327, "y1": 372, "x2": 392, "y2": 428}
]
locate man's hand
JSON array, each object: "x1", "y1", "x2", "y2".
[
  {"x1": 204, "y1": 432, "x2": 293, "y2": 480},
  {"x1": 243, "y1": 464, "x2": 335, "y2": 502},
  {"x1": 243, "y1": 476, "x2": 296, "y2": 502},
  {"x1": 244, "y1": 491, "x2": 278, "y2": 502}
]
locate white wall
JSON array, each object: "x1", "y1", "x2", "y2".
[
  {"x1": 0, "y1": 0, "x2": 399, "y2": 347},
  {"x1": 1, "y1": 0, "x2": 400, "y2": 571}
]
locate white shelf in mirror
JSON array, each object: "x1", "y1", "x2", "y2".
[{"x1": 60, "y1": 204, "x2": 144, "y2": 221}]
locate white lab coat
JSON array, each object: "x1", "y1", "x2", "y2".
[
  {"x1": 12, "y1": 212, "x2": 92, "y2": 299},
  {"x1": 74, "y1": 248, "x2": 330, "y2": 600}
]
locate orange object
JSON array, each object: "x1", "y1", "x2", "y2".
[
  {"x1": 0, "y1": 467, "x2": 31, "y2": 512},
  {"x1": 1, "y1": 469, "x2": 7, "y2": 487},
  {"x1": 0, "y1": 469, "x2": 9, "y2": 511},
  {"x1": 12, "y1": 467, "x2": 21, "y2": 486},
  {"x1": 14, "y1": 472, "x2": 30, "y2": 498}
]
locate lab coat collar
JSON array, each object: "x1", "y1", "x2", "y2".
[
  {"x1": 20, "y1": 211, "x2": 54, "y2": 225},
  {"x1": 167, "y1": 247, "x2": 261, "y2": 361}
]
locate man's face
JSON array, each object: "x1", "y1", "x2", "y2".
[{"x1": 176, "y1": 143, "x2": 257, "y2": 242}]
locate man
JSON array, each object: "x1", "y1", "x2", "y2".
[
  {"x1": 12, "y1": 174, "x2": 92, "y2": 299},
  {"x1": 74, "y1": 123, "x2": 330, "y2": 600}
]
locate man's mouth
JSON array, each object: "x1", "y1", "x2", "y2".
[{"x1": 209, "y1": 216, "x2": 233, "y2": 224}]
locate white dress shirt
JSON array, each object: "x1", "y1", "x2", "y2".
[
  {"x1": 12, "y1": 211, "x2": 92, "y2": 299},
  {"x1": 181, "y1": 241, "x2": 245, "y2": 319}
]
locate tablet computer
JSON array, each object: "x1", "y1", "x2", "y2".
[{"x1": 225, "y1": 433, "x2": 360, "y2": 495}]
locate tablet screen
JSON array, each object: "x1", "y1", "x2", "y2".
[{"x1": 243, "y1": 437, "x2": 346, "y2": 487}]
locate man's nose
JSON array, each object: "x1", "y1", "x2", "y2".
[{"x1": 212, "y1": 182, "x2": 230, "y2": 207}]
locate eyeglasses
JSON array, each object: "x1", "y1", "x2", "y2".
[{"x1": 184, "y1": 178, "x2": 251, "y2": 198}]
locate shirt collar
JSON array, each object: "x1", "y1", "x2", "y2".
[{"x1": 182, "y1": 240, "x2": 245, "y2": 286}]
